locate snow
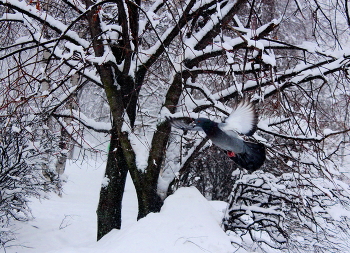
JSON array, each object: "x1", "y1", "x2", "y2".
[
  {"x1": 323, "y1": 128, "x2": 336, "y2": 135},
  {"x1": 77, "y1": 187, "x2": 234, "y2": 253},
  {"x1": 7, "y1": 0, "x2": 89, "y2": 48},
  {"x1": 4, "y1": 159, "x2": 103, "y2": 253},
  {"x1": 326, "y1": 204, "x2": 350, "y2": 221},
  {"x1": 5, "y1": 159, "x2": 237, "y2": 253},
  {"x1": 11, "y1": 125, "x2": 21, "y2": 133},
  {"x1": 60, "y1": 109, "x2": 111, "y2": 132},
  {"x1": 101, "y1": 176, "x2": 110, "y2": 188}
]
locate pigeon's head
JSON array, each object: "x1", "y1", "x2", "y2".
[{"x1": 193, "y1": 118, "x2": 215, "y2": 131}]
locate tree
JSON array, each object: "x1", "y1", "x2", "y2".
[
  {"x1": 1, "y1": 0, "x2": 350, "y2": 250},
  {"x1": 0, "y1": 92, "x2": 62, "y2": 246}
]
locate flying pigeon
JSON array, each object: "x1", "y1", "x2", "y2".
[{"x1": 167, "y1": 100, "x2": 265, "y2": 172}]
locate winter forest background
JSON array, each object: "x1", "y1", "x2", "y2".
[{"x1": 1, "y1": 0, "x2": 350, "y2": 252}]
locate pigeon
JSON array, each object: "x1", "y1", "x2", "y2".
[{"x1": 167, "y1": 100, "x2": 265, "y2": 172}]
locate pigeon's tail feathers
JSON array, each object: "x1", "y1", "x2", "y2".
[
  {"x1": 229, "y1": 141, "x2": 265, "y2": 172},
  {"x1": 222, "y1": 100, "x2": 258, "y2": 136}
]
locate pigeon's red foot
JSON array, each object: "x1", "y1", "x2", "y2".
[{"x1": 227, "y1": 151, "x2": 236, "y2": 157}]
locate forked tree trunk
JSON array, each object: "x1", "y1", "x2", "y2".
[
  {"x1": 86, "y1": 0, "x2": 245, "y2": 240},
  {"x1": 96, "y1": 73, "x2": 183, "y2": 239}
]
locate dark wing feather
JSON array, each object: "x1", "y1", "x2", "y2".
[{"x1": 166, "y1": 117, "x2": 203, "y2": 131}]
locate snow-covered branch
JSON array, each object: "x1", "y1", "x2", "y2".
[
  {"x1": 258, "y1": 123, "x2": 350, "y2": 143},
  {"x1": 0, "y1": 0, "x2": 90, "y2": 48},
  {"x1": 53, "y1": 110, "x2": 111, "y2": 133}
]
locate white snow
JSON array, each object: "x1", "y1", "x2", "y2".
[
  {"x1": 5, "y1": 159, "x2": 237, "y2": 253},
  {"x1": 11, "y1": 125, "x2": 21, "y2": 133},
  {"x1": 72, "y1": 187, "x2": 235, "y2": 253},
  {"x1": 7, "y1": 0, "x2": 89, "y2": 48},
  {"x1": 101, "y1": 176, "x2": 110, "y2": 188},
  {"x1": 323, "y1": 128, "x2": 336, "y2": 135},
  {"x1": 326, "y1": 204, "x2": 350, "y2": 221}
]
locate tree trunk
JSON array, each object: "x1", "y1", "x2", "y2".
[
  {"x1": 96, "y1": 128, "x2": 128, "y2": 240},
  {"x1": 135, "y1": 121, "x2": 171, "y2": 219}
]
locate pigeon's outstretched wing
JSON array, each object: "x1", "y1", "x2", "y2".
[
  {"x1": 166, "y1": 117, "x2": 204, "y2": 131},
  {"x1": 219, "y1": 100, "x2": 258, "y2": 136}
]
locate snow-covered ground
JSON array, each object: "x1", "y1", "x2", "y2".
[{"x1": 4, "y1": 158, "x2": 243, "y2": 253}]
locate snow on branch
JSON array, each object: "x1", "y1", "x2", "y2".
[
  {"x1": 53, "y1": 109, "x2": 111, "y2": 133},
  {"x1": 225, "y1": 170, "x2": 350, "y2": 249},
  {"x1": 184, "y1": 18, "x2": 280, "y2": 68},
  {"x1": 0, "y1": 0, "x2": 89, "y2": 48},
  {"x1": 61, "y1": 0, "x2": 86, "y2": 14},
  {"x1": 191, "y1": 0, "x2": 247, "y2": 51},
  {"x1": 258, "y1": 122, "x2": 350, "y2": 143},
  {"x1": 0, "y1": 37, "x2": 58, "y2": 61},
  {"x1": 188, "y1": 51, "x2": 350, "y2": 113},
  {"x1": 138, "y1": 0, "x2": 198, "y2": 68}
]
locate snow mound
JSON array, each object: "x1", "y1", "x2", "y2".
[
  {"x1": 52, "y1": 187, "x2": 234, "y2": 253},
  {"x1": 6, "y1": 159, "x2": 240, "y2": 253}
]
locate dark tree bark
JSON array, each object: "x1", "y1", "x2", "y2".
[
  {"x1": 96, "y1": 128, "x2": 128, "y2": 240},
  {"x1": 83, "y1": 0, "x2": 133, "y2": 239}
]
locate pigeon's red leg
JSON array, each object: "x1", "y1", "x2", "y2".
[{"x1": 227, "y1": 151, "x2": 236, "y2": 157}]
